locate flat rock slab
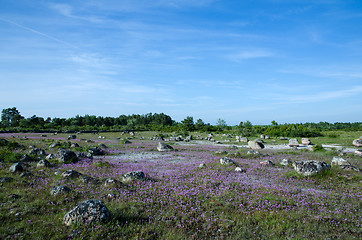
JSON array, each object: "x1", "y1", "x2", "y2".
[{"x1": 293, "y1": 160, "x2": 331, "y2": 176}]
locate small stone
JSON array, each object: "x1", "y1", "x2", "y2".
[
  {"x1": 51, "y1": 185, "x2": 71, "y2": 196},
  {"x1": 248, "y1": 141, "x2": 264, "y2": 150},
  {"x1": 62, "y1": 170, "x2": 82, "y2": 179},
  {"x1": 122, "y1": 171, "x2": 146, "y2": 182},
  {"x1": 157, "y1": 142, "x2": 173, "y2": 152},
  {"x1": 280, "y1": 159, "x2": 292, "y2": 166},
  {"x1": 260, "y1": 160, "x2": 275, "y2": 166},
  {"x1": 219, "y1": 157, "x2": 235, "y2": 166},
  {"x1": 331, "y1": 157, "x2": 350, "y2": 166},
  {"x1": 235, "y1": 167, "x2": 246, "y2": 172},
  {"x1": 198, "y1": 163, "x2": 206, "y2": 169},
  {"x1": 37, "y1": 159, "x2": 52, "y2": 168}
]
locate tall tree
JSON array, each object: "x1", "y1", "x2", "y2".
[{"x1": 1, "y1": 107, "x2": 24, "y2": 127}]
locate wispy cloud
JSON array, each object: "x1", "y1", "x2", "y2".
[
  {"x1": 51, "y1": 3, "x2": 102, "y2": 23},
  {"x1": 278, "y1": 85, "x2": 362, "y2": 104},
  {"x1": 226, "y1": 49, "x2": 274, "y2": 62},
  {"x1": 0, "y1": 18, "x2": 79, "y2": 49}
]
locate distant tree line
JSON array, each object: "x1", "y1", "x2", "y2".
[{"x1": 1, "y1": 107, "x2": 361, "y2": 135}]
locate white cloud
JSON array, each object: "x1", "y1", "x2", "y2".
[{"x1": 226, "y1": 50, "x2": 274, "y2": 62}]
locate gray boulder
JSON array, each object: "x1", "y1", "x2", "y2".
[
  {"x1": 260, "y1": 160, "x2": 275, "y2": 166},
  {"x1": 331, "y1": 157, "x2": 350, "y2": 166},
  {"x1": 68, "y1": 135, "x2": 77, "y2": 140},
  {"x1": 122, "y1": 171, "x2": 146, "y2": 182},
  {"x1": 157, "y1": 142, "x2": 173, "y2": 152},
  {"x1": 280, "y1": 159, "x2": 292, "y2": 166},
  {"x1": 37, "y1": 159, "x2": 52, "y2": 168},
  {"x1": 9, "y1": 162, "x2": 28, "y2": 173},
  {"x1": 219, "y1": 157, "x2": 235, "y2": 166},
  {"x1": 62, "y1": 170, "x2": 82, "y2": 179},
  {"x1": 352, "y1": 139, "x2": 362, "y2": 147},
  {"x1": 248, "y1": 140, "x2": 264, "y2": 150},
  {"x1": 49, "y1": 142, "x2": 61, "y2": 148},
  {"x1": 198, "y1": 163, "x2": 206, "y2": 169},
  {"x1": 301, "y1": 138, "x2": 312, "y2": 145},
  {"x1": 293, "y1": 160, "x2": 331, "y2": 176},
  {"x1": 51, "y1": 185, "x2": 71, "y2": 196},
  {"x1": 63, "y1": 199, "x2": 110, "y2": 226},
  {"x1": 104, "y1": 178, "x2": 122, "y2": 187},
  {"x1": 57, "y1": 149, "x2": 78, "y2": 163},
  {"x1": 29, "y1": 148, "x2": 46, "y2": 156},
  {"x1": 289, "y1": 139, "x2": 299, "y2": 147},
  {"x1": 70, "y1": 142, "x2": 80, "y2": 148},
  {"x1": 235, "y1": 167, "x2": 246, "y2": 172},
  {"x1": 88, "y1": 147, "x2": 105, "y2": 156},
  {"x1": 46, "y1": 154, "x2": 56, "y2": 160}
]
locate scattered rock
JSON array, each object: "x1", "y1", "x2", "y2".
[
  {"x1": 57, "y1": 149, "x2": 78, "y2": 163},
  {"x1": 49, "y1": 142, "x2": 61, "y2": 148},
  {"x1": 9, "y1": 163, "x2": 27, "y2": 173},
  {"x1": 301, "y1": 138, "x2": 312, "y2": 145},
  {"x1": 88, "y1": 147, "x2": 105, "y2": 156},
  {"x1": 122, "y1": 171, "x2": 146, "y2": 182},
  {"x1": 289, "y1": 139, "x2": 299, "y2": 147},
  {"x1": 71, "y1": 143, "x2": 80, "y2": 148},
  {"x1": 331, "y1": 157, "x2": 350, "y2": 166},
  {"x1": 98, "y1": 143, "x2": 108, "y2": 148},
  {"x1": 247, "y1": 150, "x2": 260, "y2": 155},
  {"x1": 235, "y1": 167, "x2": 246, "y2": 172},
  {"x1": 46, "y1": 154, "x2": 56, "y2": 160},
  {"x1": 68, "y1": 135, "x2": 77, "y2": 140},
  {"x1": 293, "y1": 160, "x2": 331, "y2": 176},
  {"x1": 339, "y1": 165, "x2": 360, "y2": 172},
  {"x1": 279, "y1": 137, "x2": 289, "y2": 140},
  {"x1": 37, "y1": 159, "x2": 52, "y2": 168},
  {"x1": 0, "y1": 177, "x2": 14, "y2": 183},
  {"x1": 352, "y1": 139, "x2": 362, "y2": 147},
  {"x1": 260, "y1": 160, "x2": 275, "y2": 166},
  {"x1": 63, "y1": 199, "x2": 110, "y2": 226},
  {"x1": 104, "y1": 178, "x2": 122, "y2": 187},
  {"x1": 77, "y1": 152, "x2": 93, "y2": 159},
  {"x1": 29, "y1": 148, "x2": 46, "y2": 156},
  {"x1": 248, "y1": 140, "x2": 264, "y2": 150},
  {"x1": 20, "y1": 154, "x2": 32, "y2": 162},
  {"x1": 198, "y1": 163, "x2": 206, "y2": 169},
  {"x1": 20, "y1": 172, "x2": 33, "y2": 178},
  {"x1": 157, "y1": 142, "x2": 173, "y2": 152},
  {"x1": 51, "y1": 185, "x2": 71, "y2": 196},
  {"x1": 61, "y1": 170, "x2": 82, "y2": 179},
  {"x1": 219, "y1": 157, "x2": 235, "y2": 166},
  {"x1": 280, "y1": 159, "x2": 292, "y2": 166},
  {"x1": 80, "y1": 175, "x2": 98, "y2": 184},
  {"x1": 355, "y1": 150, "x2": 362, "y2": 156}
]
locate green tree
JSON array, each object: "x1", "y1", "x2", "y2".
[
  {"x1": 1, "y1": 107, "x2": 24, "y2": 127},
  {"x1": 216, "y1": 118, "x2": 227, "y2": 130},
  {"x1": 181, "y1": 116, "x2": 195, "y2": 131}
]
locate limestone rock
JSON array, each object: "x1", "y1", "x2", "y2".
[
  {"x1": 63, "y1": 199, "x2": 110, "y2": 226},
  {"x1": 51, "y1": 185, "x2": 71, "y2": 196},
  {"x1": 280, "y1": 159, "x2": 292, "y2": 166},
  {"x1": 56, "y1": 149, "x2": 78, "y2": 163},
  {"x1": 37, "y1": 159, "x2": 52, "y2": 168},
  {"x1": 29, "y1": 148, "x2": 46, "y2": 156},
  {"x1": 88, "y1": 147, "x2": 105, "y2": 156},
  {"x1": 260, "y1": 160, "x2": 275, "y2": 166},
  {"x1": 352, "y1": 139, "x2": 362, "y2": 147},
  {"x1": 235, "y1": 167, "x2": 246, "y2": 172},
  {"x1": 62, "y1": 170, "x2": 82, "y2": 179},
  {"x1": 301, "y1": 138, "x2": 312, "y2": 145},
  {"x1": 248, "y1": 140, "x2": 264, "y2": 150},
  {"x1": 219, "y1": 157, "x2": 235, "y2": 166},
  {"x1": 289, "y1": 139, "x2": 299, "y2": 147},
  {"x1": 70, "y1": 142, "x2": 80, "y2": 148},
  {"x1": 293, "y1": 160, "x2": 331, "y2": 176},
  {"x1": 122, "y1": 171, "x2": 146, "y2": 182},
  {"x1": 49, "y1": 142, "x2": 61, "y2": 148},
  {"x1": 331, "y1": 157, "x2": 350, "y2": 166},
  {"x1": 157, "y1": 142, "x2": 173, "y2": 152},
  {"x1": 104, "y1": 178, "x2": 122, "y2": 187}
]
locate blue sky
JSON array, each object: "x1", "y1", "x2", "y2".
[{"x1": 1, "y1": 0, "x2": 362, "y2": 125}]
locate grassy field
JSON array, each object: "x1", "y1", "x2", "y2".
[{"x1": 0, "y1": 131, "x2": 361, "y2": 239}]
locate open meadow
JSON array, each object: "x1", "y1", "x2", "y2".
[{"x1": 0, "y1": 131, "x2": 361, "y2": 239}]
